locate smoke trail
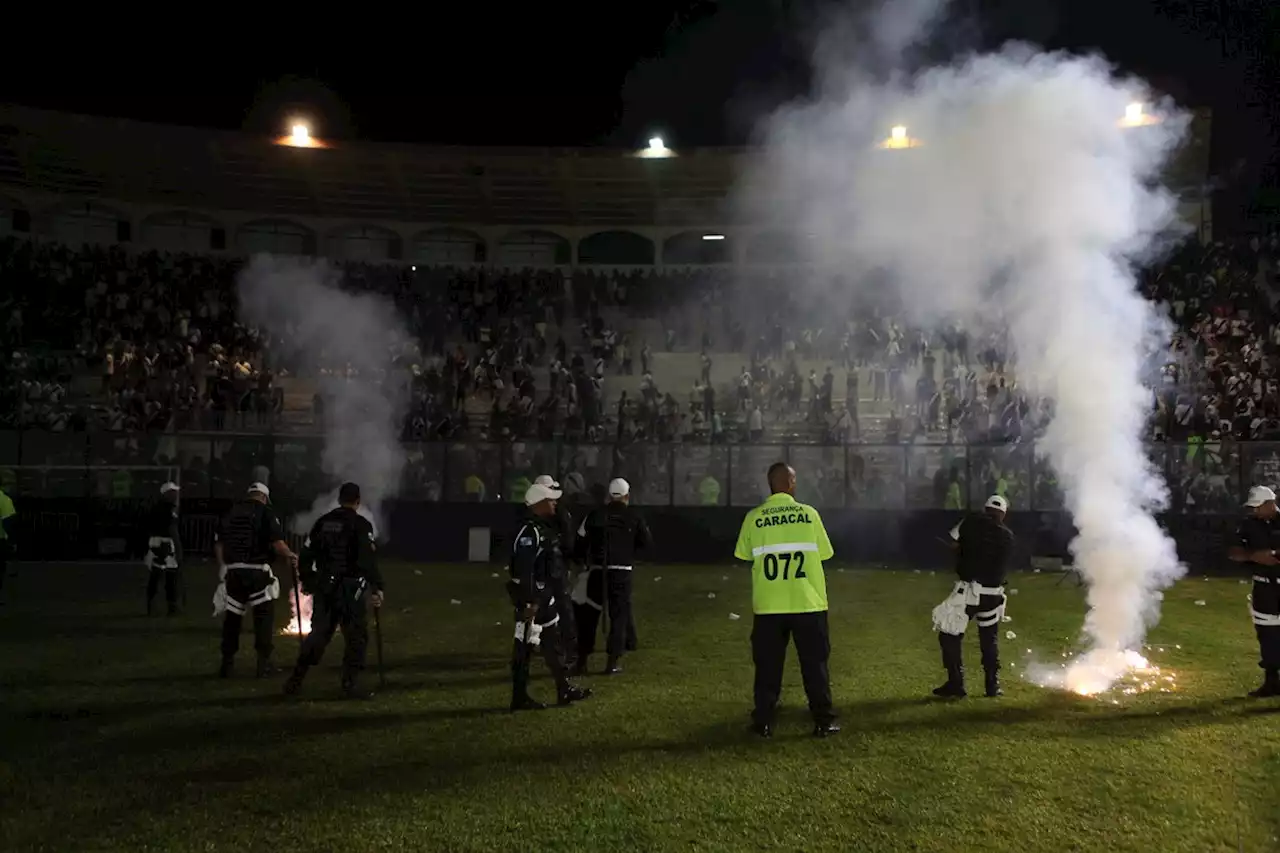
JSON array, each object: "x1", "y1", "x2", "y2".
[
  {"x1": 237, "y1": 255, "x2": 411, "y2": 532},
  {"x1": 742, "y1": 1, "x2": 1188, "y2": 692}
]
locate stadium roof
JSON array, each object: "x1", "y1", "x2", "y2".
[{"x1": 0, "y1": 105, "x2": 1212, "y2": 228}]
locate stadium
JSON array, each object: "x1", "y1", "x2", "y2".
[{"x1": 1, "y1": 56, "x2": 1279, "y2": 853}]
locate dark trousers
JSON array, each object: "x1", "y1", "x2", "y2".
[
  {"x1": 1253, "y1": 582, "x2": 1280, "y2": 671},
  {"x1": 507, "y1": 582, "x2": 570, "y2": 700},
  {"x1": 220, "y1": 568, "x2": 276, "y2": 661},
  {"x1": 574, "y1": 569, "x2": 638, "y2": 661},
  {"x1": 751, "y1": 611, "x2": 834, "y2": 726},
  {"x1": 147, "y1": 566, "x2": 180, "y2": 612},
  {"x1": 553, "y1": 577, "x2": 579, "y2": 669},
  {"x1": 0, "y1": 540, "x2": 8, "y2": 595},
  {"x1": 939, "y1": 593, "x2": 1005, "y2": 673},
  {"x1": 297, "y1": 581, "x2": 369, "y2": 681}
]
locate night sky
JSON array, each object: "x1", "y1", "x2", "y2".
[{"x1": 2, "y1": 1, "x2": 1276, "y2": 223}]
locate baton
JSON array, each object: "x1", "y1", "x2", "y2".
[
  {"x1": 291, "y1": 566, "x2": 306, "y2": 650},
  {"x1": 374, "y1": 604, "x2": 387, "y2": 689}
]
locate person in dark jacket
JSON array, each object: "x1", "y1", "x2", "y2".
[
  {"x1": 931, "y1": 494, "x2": 1015, "y2": 698},
  {"x1": 284, "y1": 482, "x2": 385, "y2": 699},
  {"x1": 145, "y1": 482, "x2": 183, "y2": 616},
  {"x1": 535, "y1": 474, "x2": 579, "y2": 670},
  {"x1": 1229, "y1": 485, "x2": 1280, "y2": 697},
  {"x1": 575, "y1": 478, "x2": 653, "y2": 675},
  {"x1": 509, "y1": 482, "x2": 592, "y2": 711}
]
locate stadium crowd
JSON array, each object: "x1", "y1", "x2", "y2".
[{"x1": 2, "y1": 232, "x2": 1278, "y2": 464}]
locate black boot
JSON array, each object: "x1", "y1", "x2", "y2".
[
  {"x1": 217, "y1": 657, "x2": 234, "y2": 679},
  {"x1": 933, "y1": 665, "x2": 966, "y2": 698},
  {"x1": 1248, "y1": 668, "x2": 1280, "y2": 698},
  {"x1": 283, "y1": 664, "x2": 308, "y2": 696},
  {"x1": 604, "y1": 656, "x2": 622, "y2": 675},
  {"x1": 558, "y1": 684, "x2": 593, "y2": 706},
  {"x1": 985, "y1": 670, "x2": 1002, "y2": 698}
]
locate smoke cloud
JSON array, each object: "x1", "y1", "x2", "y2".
[
  {"x1": 743, "y1": 0, "x2": 1188, "y2": 692},
  {"x1": 237, "y1": 256, "x2": 411, "y2": 540}
]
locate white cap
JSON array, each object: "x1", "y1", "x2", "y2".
[
  {"x1": 533, "y1": 474, "x2": 560, "y2": 488},
  {"x1": 248, "y1": 482, "x2": 271, "y2": 498},
  {"x1": 160, "y1": 482, "x2": 180, "y2": 495},
  {"x1": 984, "y1": 494, "x2": 1008, "y2": 512},
  {"x1": 524, "y1": 482, "x2": 562, "y2": 506},
  {"x1": 1245, "y1": 485, "x2": 1277, "y2": 508},
  {"x1": 608, "y1": 478, "x2": 630, "y2": 498}
]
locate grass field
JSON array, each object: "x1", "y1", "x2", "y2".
[{"x1": 1, "y1": 560, "x2": 1278, "y2": 853}]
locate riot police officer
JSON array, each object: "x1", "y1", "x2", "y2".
[
  {"x1": 509, "y1": 481, "x2": 591, "y2": 711},
  {"x1": 213, "y1": 483, "x2": 298, "y2": 678},
  {"x1": 1229, "y1": 485, "x2": 1280, "y2": 697},
  {"x1": 145, "y1": 481, "x2": 183, "y2": 616},
  {"x1": 931, "y1": 494, "x2": 1015, "y2": 698},
  {"x1": 576, "y1": 478, "x2": 653, "y2": 675},
  {"x1": 284, "y1": 482, "x2": 385, "y2": 699},
  {"x1": 534, "y1": 474, "x2": 580, "y2": 670}
]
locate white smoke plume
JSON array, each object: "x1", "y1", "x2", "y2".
[
  {"x1": 743, "y1": 0, "x2": 1188, "y2": 692},
  {"x1": 237, "y1": 256, "x2": 411, "y2": 539}
]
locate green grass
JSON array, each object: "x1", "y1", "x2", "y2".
[{"x1": 1, "y1": 561, "x2": 1278, "y2": 852}]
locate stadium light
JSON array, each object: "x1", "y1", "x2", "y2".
[
  {"x1": 879, "y1": 124, "x2": 920, "y2": 150},
  {"x1": 702, "y1": 234, "x2": 726, "y2": 241}
]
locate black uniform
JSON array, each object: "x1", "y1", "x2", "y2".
[
  {"x1": 215, "y1": 500, "x2": 286, "y2": 674},
  {"x1": 936, "y1": 512, "x2": 1015, "y2": 697},
  {"x1": 552, "y1": 501, "x2": 580, "y2": 669},
  {"x1": 1236, "y1": 515, "x2": 1280, "y2": 694},
  {"x1": 509, "y1": 511, "x2": 577, "y2": 708},
  {"x1": 144, "y1": 499, "x2": 183, "y2": 615},
  {"x1": 286, "y1": 507, "x2": 383, "y2": 694},
  {"x1": 576, "y1": 501, "x2": 652, "y2": 671}
]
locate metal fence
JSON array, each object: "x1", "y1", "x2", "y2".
[{"x1": 0, "y1": 429, "x2": 1264, "y2": 513}]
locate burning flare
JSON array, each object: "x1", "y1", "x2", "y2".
[
  {"x1": 283, "y1": 592, "x2": 313, "y2": 637},
  {"x1": 1029, "y1": 647, "x2": 1176, "y2": 696}
]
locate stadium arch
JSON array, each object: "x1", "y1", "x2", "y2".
[
  {"x1": 496, "y1": 229, "x2": 572, "y2": 267},
  {"x1": 237, "y1": 219, "x2": 317, "y2": 256},
  {"x1": 46, "y1": 200, "x2": 129, "y2": 247},
  {"x1": 662, "y1": 230, "x2": 733, "y2": 265},
  {"x1": 141, "y1": 210, "x2": 223, "y2": 253},
  {"x1": 411, "y1": 227, "x2": 487, "y2": 265},
  {"x1": 325, "y1": 223, "x2": 404, "y2": 262},
  {"x1": 577, "y1": 230, "x2": 656, "y2": 265}
]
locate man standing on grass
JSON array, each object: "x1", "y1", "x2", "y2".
[
  {"x1": 576, "y1": 478, "x2": 652, "y2": 675},
  {"x1": 144, "y1": 482, "x2": 183, "y2": 616},
  {"x1": 284, "y1": 482, "x2": 385, "y2": 700},
  {"x1": 212, "y1": 483, "x2": 297, "y2": 679},
  {"x1": 534, "y1": 474, "x2": 580, "y2": 672},
  {"x1": 508, "y1": 482, "x2": 592, "y2": 711},
  {"x1": 930, "y1": 495, "x2": 1015, "y2": 699},
  {"x1": 1228, "y1": 485, "x2": 1280, "y2": 698},
  {"x1": 733, "y1": 463, "x2": 840, "y2": 739}
]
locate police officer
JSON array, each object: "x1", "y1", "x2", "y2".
[
  {"x1": 577, "y1": 478, "x2": 652, "y2": 675},
  {"x1": 1229, "y1": 485, "x2": 1280, "y2": 698},
  {"x1": 931, "y1": 494, "x2": 1015, "y2": 699},
  {"x1": 145, "y1": 482, "x2": 183, "y2": 616},
  {"x1": 213, "y1": 482, "x2": 298, "y2": 678},
  {"x1": 509, "y1": 481, "x2": 592, "y2": 711},
  {"x1": 534, "y1": 474, "x2": 579, "y2": 671},
  {"x1": 283, "y1": 482, "x2": 385, "y2": 699},
  {"x1": 733, "y1": 463, "x2": 839, "y2": 738}
]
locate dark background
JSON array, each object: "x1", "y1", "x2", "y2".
[{"x1": 1, "y1": 1, "x2": 1276, "y2": 226}]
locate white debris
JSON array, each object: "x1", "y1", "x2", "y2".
[
  {"x1": 495, "y1": 621, "x2": 502, "y2": 626},
  {"x1": 1002, "y1": 615, "x2": 1013, "y2": 623},
  {"x1": 1033, "y1": 569, "x2": 1041, "y2": 574},
  {"x1": 654, "y1": 576, "x2": 662, "y2": 582},
  {"x1": 1193, "y1": 600, "x2": 1207, "y2": 606},
  {"x1": 1240, "y1": 579, "x2": 1249, "y2": 585},
  {"x1": 729, "y1": 612, "x2": 741, "y2": 621},
  {"x1": 707, "y1": 593, "x2": 717, "y2": 599},
  {"x1": 913, "y1": 569, "x2": 922, "y2": 574},
  {"x1": 722, "y1": 575, "x2": 729, "y2": 581},
  {"x1": 1175, "y1": 645, "x2": 1181, "y2": 650},
  {"x1": 1010, "y1": 663, "x2": 1017, "y2": 669},
  {"x1": 490, "y1": 573, "x2": 499, "y2": 579},
  {"x1": 1006, "y1": 631, "x2": 1017, "y2": 640},
  {"x1": 414, "y1": 569, "x2": 423, "y2": 576},
  {"x1": 1009, "y1": 589, "x2": 1019, "y2": 595},
  {"x1": 450, "y1": 599, "x2": 462, "y2": 605}
]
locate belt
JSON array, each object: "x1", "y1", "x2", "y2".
[
  {"x1": 226, "y1": 562, "x2": 272, "y2": 571},
  {"x1": 972, "y1": 583, "x2": 1005, "y2": 596},
  {"x1": 591, "y1": 565, "x2": 633, "y2": 571},
  {"x1": 1254, "y1": 575, "x2": 1276, "y2": 584}
]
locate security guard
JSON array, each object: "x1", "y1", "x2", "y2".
[
  {"x1": 509, "y1": 481, "x2": 592, "y2": 711},
  {"x1": 284, "y1": 482, "x2": 385, "y2": 699},
  {"x1": 733, "y1": 462, "x2": 839, "y2": 738},
  {"x1": 212, "y1": 482, "x2": 298, "y2": 678},
  {"x1": 145, "y1": 482, "x2": 183, "y2": 616},
  {"x1": 535, "y1": 474, "x2": 580, "y2": 671},
  {"x1": 576, "y1": 478, "x2": 652, "y2": 675},
  {"x1": 931, "y1": 494, "x2": 1015, "y2": 698},
  {"x1": 1229, "y1": 485, "x2": 1280, "y2": 697}
]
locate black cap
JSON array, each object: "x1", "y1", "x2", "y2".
[{"x1": 338, "y1": 482, "x2": 361, "y2": 504}]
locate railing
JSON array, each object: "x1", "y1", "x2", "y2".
[{"x1": 0, "y1": 429, "x2": 1261, "y2": 513}]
